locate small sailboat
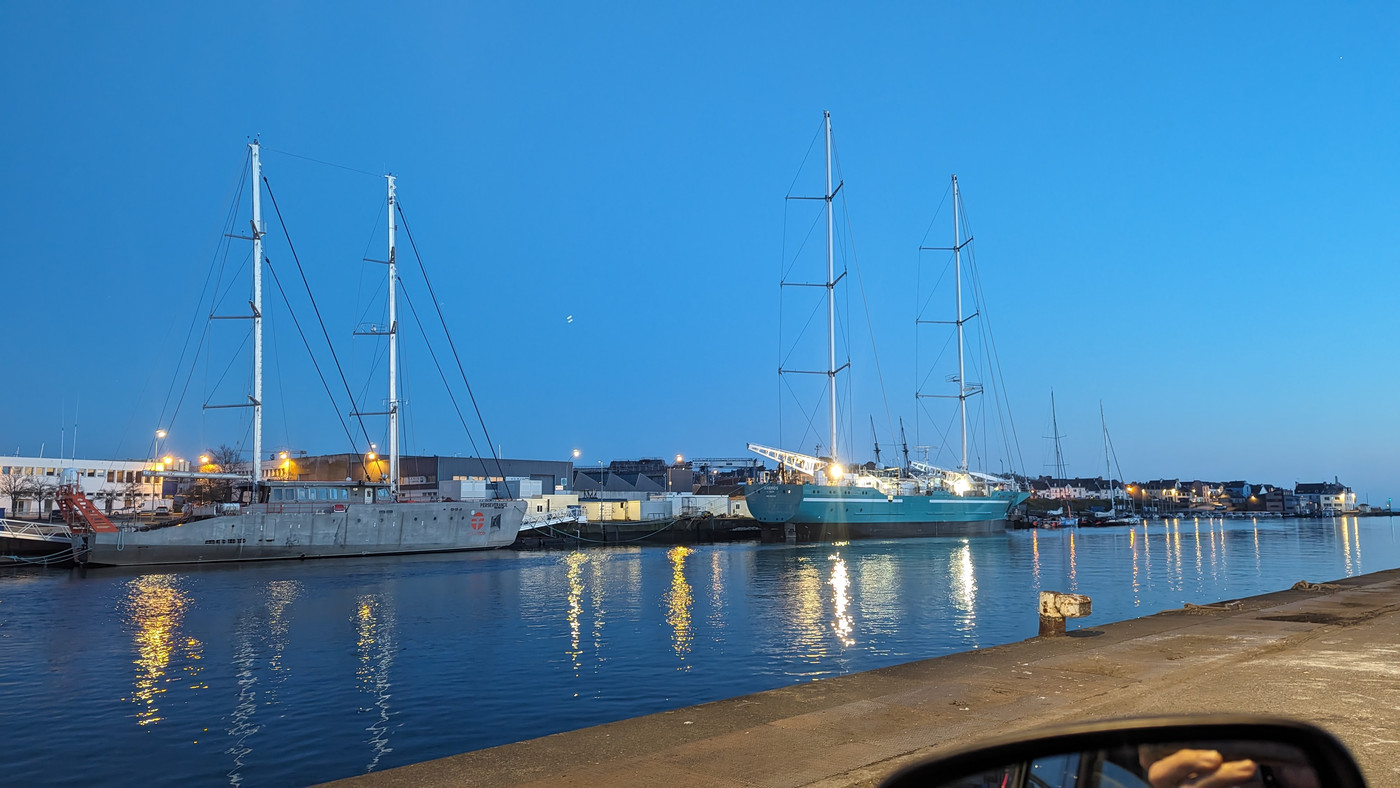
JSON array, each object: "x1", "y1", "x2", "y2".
[{"x1": 1090, "y1": 402, "x2": 1141, "y2": 527}]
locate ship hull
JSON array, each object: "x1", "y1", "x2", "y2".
[
  {"x1": 80, "y1": 499, "x2": 526, "y2": 567},
  {"x1": 744, "y1": 483, "x2": 1027, "y2": 540}
]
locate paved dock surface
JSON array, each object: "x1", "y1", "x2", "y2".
[{"x1": 333, "y1": 567, "x2": 1400, "y2": 787}]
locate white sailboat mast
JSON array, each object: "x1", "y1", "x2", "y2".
[
  {"x1": 387, "y1": 174, "x2": 399, "y2": 499},
  {"x1": 251, "y1": 140, "x2": 264, "y2": 485},
  {"x1": 953, "y1": 175, "x2": 967, "y2": 472},
  {"x1": 1101, "y1": 402, "x2": 1113, "y2": 506},
  {"x1": 824, "y1": 111, "x2": 838, "y2": 463}
]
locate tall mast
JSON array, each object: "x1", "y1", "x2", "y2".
[
  {"x1": 387, "y1": 174, "x2": 399, "y2": 499},
  {"x1": 824, "y1": 111, "x2": 838, "y2": 464},
  {"x1": 953, "y1": 175, "x2": 967, "y2": 472},
  {"x1": 251, "y1": 140, "x2": 264, "y2": 485},
  {"x1": 1101, "y1": 402, "x2": 1111, "y2": 505},
  {"x1": 1051, "y1": 389, "x2": 1065, "y2": 479}
]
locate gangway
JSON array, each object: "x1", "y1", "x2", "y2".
[
  {"x1": 0, "y1": 518, "x2": 80, "y2": 565},
  {"x1": 520, "y1": 507, "x2": 588, "y2": 532},
  {"x1": 57, "y1": 484, "x2": 119, "y2": 533}
]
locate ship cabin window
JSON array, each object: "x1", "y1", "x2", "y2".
[
  {"x1": 375, "y1": 488, "x2": 391, "y2": 502},
  {"x1": 296, "y1": 487, "x2": 309, "y2": 501}
]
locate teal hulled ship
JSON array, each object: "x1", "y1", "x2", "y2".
[
  {"x1": 744, "y1": 445, "x2": 1028, "y2": 540},
  {"x1": 744, "y1": 115, "x2": 1026, "y2": 540}
]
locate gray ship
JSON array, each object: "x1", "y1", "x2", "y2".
[
  {"x1": 73, "y1": 480, "x2": 524, "y2": 567},
  {"x1": 57, "y1": 142, "x2": 525, "y2": 567}
]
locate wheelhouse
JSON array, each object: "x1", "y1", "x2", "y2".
[{"x1": 256, "y1": 480, "x2": 391, "y2": 506}]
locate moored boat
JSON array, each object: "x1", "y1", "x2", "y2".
[
  {"x1": 742, "y1": 115, "x2": 1027, "y2": 540},
  {"x1": 62, "y1": 142, "x2": 524, "y2": 567}
]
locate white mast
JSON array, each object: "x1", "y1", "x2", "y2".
[
  {"x1": 953, "y1": 175, "x2": 967, "y2": 472},
  {"x1": 386, "y1": 174, "x2": 399, "y2": 499},
  {"x1": 824, "y1": 111, "x2": 838, "y2": 464},
  {"x1": 251, "y1": 140, "x2": 264, "y2": 485}
]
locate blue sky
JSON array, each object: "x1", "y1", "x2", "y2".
[{"x1": 3, "y1": 3, "x2": 1397, "y2": 502}]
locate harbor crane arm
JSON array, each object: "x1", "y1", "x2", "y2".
[{"x1": 747, "y1": 443, "x2": 825, "y2": 477}]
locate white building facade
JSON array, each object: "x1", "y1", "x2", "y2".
[{"x1": 0, "y1": 456, "x2": 166, "y2": 517}]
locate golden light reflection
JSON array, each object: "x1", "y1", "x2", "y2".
[
  {"x1": 1031, "y1": 529, "x2": 1041, "y2": 586},
  {"x1": 1340, "y1": 517, "x2": 1354, "y2": 576},
  {"x1": 1130, "y1": 527, "x2": 1140, "y2": 605},
  {"x1": 1352, "y1": 518, "x2": 1363, "y2": 571},
  {"x1": 829, "y1": 553, "x2": 854, "y2": 646},
  {"x1": 664, "y1": 546, "x2": 694, "y2": 666},
  {"x1": 1172, "y1": 520, "x2": 1182, "y2": 582},
  {"x1": 355, "y1": 593, "x2": 397, "y2": 772},
  {"x1": 1067, "y1": 533, "x2": 1077, "y2": 592},
  {"x1": 122, "y1": 575, "x2": 202, "y2": 727},
  {"x1": 950, "y1": 541, "x2": 978, "y2": 631},
  {"x1": 564, "y1": 551, "x2": 588, "y2": 672}
]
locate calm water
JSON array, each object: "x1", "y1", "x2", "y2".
[{"x1": 1, "y1": 516, "x2": 1395, "y2": 785}]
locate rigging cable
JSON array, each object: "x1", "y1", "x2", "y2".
[
  {"x1": 395, "y1": 201, "x2": 511, "y2": 488},
  {"x1": 137, "y1": 152, "x2": 249, "y2": 461},
  {"x1": 264, "y1": 258, "x2": 371, "y2": 477},
  {"x1": 396, "y1": 280, "x2": 490, "y2": 461},
  {"x1": 261, "y1": 177, "x2": 377, "y2": 456}
]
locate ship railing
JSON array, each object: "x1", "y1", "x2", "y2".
[
  {"x1": 0, "y1": 518, "x2": 74, "y2": 542},
  {"x1": 252, "y1": 503, "x2": 349, "y2": 515}
]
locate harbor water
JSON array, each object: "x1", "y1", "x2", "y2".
[{"x1": 1, "y1": 516, "x2": 1395, "y2": 785}]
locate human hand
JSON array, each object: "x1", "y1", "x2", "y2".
[{"x1": 1147, "y1": 749, "x2": 1258, "y2": 788}]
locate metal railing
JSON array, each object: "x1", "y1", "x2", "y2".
[
  {"x1": 521, "y1": 508, "x2": 588, "y2": 531},
  {"x1": 0, "y1": 518, "x2": 74, "y2": 541}
]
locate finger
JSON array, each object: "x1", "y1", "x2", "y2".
[
  {"x1": 1149, "y1": 749, "x2": 1224, "y2": 787},
  {"x1": 1185, "y1": 759, "x2": 1259, "y2": 788}
]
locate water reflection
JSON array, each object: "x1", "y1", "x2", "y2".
[
  {"x1": 564, "y1": 551, "x2": 588, "y2": 672},
  {"x1": 122, "y1": 575, "x2": 202, "y2": 728},
  {"x1": 355, "y1": 593, "x2": 398, "y2": 772},
  {"x1": 226, "y1": 580, "x2": 303, "y2": 785},
  {"x1": 949, "y1": 541, "x2": 977, "y2": 636},
  {"x1": 1066, "y1": 532, "x2": 1077, "y2": 591},
  {"x1": 589, "y1": 552, "x2": 608, "y2": 657},
  {"x1": 708, "y1": 550, "x2": 726, "y2": 631},
  {"x1": 664, "y1": 546, "x2": 694, "y2": 666},
  {"x1": 226, "y1": 609, "x2": 259, "y2": 785},
  {"x1": 1031, "y1": 529, "x2": 1041, "y2": 586},
  {"x1": 829, "y1": 553, "x2": 853, "y2": 646},
  {"x1": 1129, "y1": 528, "x2": 1139, "y2": 605}
]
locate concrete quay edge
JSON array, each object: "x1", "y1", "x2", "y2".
[{"x1": 329, "y1": 567, "x2": 1400, "y2": 787}]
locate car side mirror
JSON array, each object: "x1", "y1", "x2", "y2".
[{"x1": 880, "y1": 715, "x2": 1365, "y2": 788}]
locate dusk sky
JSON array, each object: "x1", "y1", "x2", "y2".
[{"x1": 3, "y1": 4, "x2": 1397, "y2": 502}]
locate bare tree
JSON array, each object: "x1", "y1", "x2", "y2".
[
  {"x1": 32, "y1": 479, "x2": 58, "y2": 519},
  {"x1": 189, "y1": 445, "x2": 244, "y2": 506},
  {"x1": 0, "y1": 474, "x2": 34, "y2": 517}
]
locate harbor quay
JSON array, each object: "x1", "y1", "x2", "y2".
[{"x1": 336, "y1": 566, "x2": 1400, "y2": 787}]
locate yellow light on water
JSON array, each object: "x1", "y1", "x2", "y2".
[{"x1": 665, "y1": 546, "x2": 694, "y2": 664}]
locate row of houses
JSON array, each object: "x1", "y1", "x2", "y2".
[{"x1": 1026, "y1": 475, "x2": 1358, "y2": 515}]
